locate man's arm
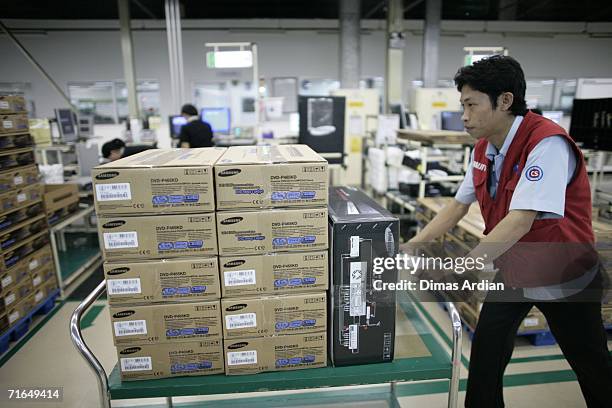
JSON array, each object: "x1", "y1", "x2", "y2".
[
  {"x1": 178, "y1": 126, "x2": 190, "y2": 148},
  {"x1": 409, "y1": 199, "x2": 470, "y2": 243}
]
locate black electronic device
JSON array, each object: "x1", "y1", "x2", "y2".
[
  {"x1": 54, "y1": 108, "x2": 78, "y2": 143},
  {"x1": 569, "y1": 98, "x2": 612, "y2": 151},
  {"x1": 298, "y1": 96, "x2": 345, "y2": 164}
]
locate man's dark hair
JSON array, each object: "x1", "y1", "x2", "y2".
[
  {"x1": 181, "y1": 103, "x2": 198, "y2": 117},
  {"x1": 101, "y1": 138, "x2": 126, "y2": 158},
  {"x1": 454, "y1": 55, "x2": 528, "y2": 116}
]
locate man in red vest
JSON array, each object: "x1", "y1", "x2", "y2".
[{"x1": 408, "y1": 55, "x2": 611, "y2": 407}]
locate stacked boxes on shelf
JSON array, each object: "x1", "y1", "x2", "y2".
[
  {"x1": 0, "y1": 94, "x2": 59, "y2": 338},
  {"x1": 93, "y1": 148, "x2": 227, "y2": 381},
  {"x1": 214, "y1": 145, "x2": 330, "y2": 375}
]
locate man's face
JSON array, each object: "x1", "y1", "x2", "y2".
[{"x1": 460, "y1": 85, "x2": 511, "y2": 140}]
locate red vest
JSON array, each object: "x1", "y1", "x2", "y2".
[{"x1": 472, "y1": 111, "x2": 597, "y2": 287}]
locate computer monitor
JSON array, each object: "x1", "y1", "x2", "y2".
[
  {"x1": 201, "y1": 107, "x2": 231, "y2": 134},
  {"x1": 542, "y1": 111, "x2": 563, "y2": 124},
  {"x1": 54, "y1": 108, "x2": 78, "y2": 142},
  {"x1": 441, "y1": 111, "x2": 464, "y2": 131},
  {"x1": 169, "y1": 115, "x2": 187, "y2": 138}
]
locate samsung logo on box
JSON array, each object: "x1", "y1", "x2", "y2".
[
  {"x1": 95, "y1": 171, "x2": 120, "y2": 180},
  {"x1": 103, "y1": 220, "x2": 126, "y2": 229},
  {"x1": 220, "y1": 217, "x2": 243, "y2": 225},
  {"x1": 113, "y1": 310, "x2": 136, "y2": 318},
  {"x1": 227, "y1": 342, "x2": 249, "y2": 350},
  {"x1": 223, "y1": 260, "x2": 245, "y2": 268},
  {"x1": 218, "y1": 168, "x2": 241, "y2": 177},
  {"x1": 119, "y1": 347, "x2": 142, "y2": 355},
  {"x1": 107, "y1": 267, "x2": 130, "y2": 276},
  {"x1": 225, "y1": 304, "x2": 247, "y2": 312}
]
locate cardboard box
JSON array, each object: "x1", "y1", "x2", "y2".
[
  {"x1": 0, "y1": 133, "x2": 33, "y2": 150},
  {"x1": 0, "y1": 183, "x2": 44, "y2": 216},
  {"x1": 92, "y1": 148, "x2": 226, "y2": 216},
  {"x1": 0, "y1": 95, "x2": 27, "y2": 114},
  {"x1": 104, "y1": 257, "x2": 220, "y2": 305},
  {"x1": 0, "y1": 165, "x2": 39, "y2": 194},
  {"x1": 216, "y1": 207, "x2": 328, "y2": 256},
  {"x1": 328, "y1": 186, "x2": 398, "y2": 366},
  {"x1": 220, "y1": 251, "x2": 328, "y2": 298},
  {"x1": 1, "y1": 276, "x2": 33, "y2": 316},
  {"x1": 4, "y1": 294, "x2": 34, "y2": 328},
  {"x1": 0, "y1": 230, "x2": 49, "y2": 271},
  {"x1": 28, "y1": 119, "x2": 52, "y2": 147},
  {"x1": 0, "y1": 114, "x2": 29, "y2": 134},
  {"x1": 0, "y1": 214, "x2": 47, "y2": 255},
  {"x1": 214, "y1": 144, "x2": 328, "y2": 210},
  {"x1": 109, "y1": 301, "x2": 222, "y2": 345},
  {"x1": 221, "y1": 292, "x2": 327, "y2": 339},
  {"x1": 517, "y1": 311, "x2": 549, "y2": 333},
  {"x1": 98, "y1": 213, "x2": 217, "y2": 261},
  {"x1": 116, "y1": 340, "x2": 224, "y2": 381},
  {"x1": 0, "y1": 147, "x2": 36, "y2": 172},
  {"x1": 43, "y1": 183, "x2": 79, "y2": 215},
  {"x1": 32, "y1": 277, "x2": 58, "y2": 305},
  {"x1": 224, "y1": 332, "x2": 327, "y2": 375}
]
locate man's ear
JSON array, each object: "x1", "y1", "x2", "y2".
[{"x1": 498, "y1": 92, "x2": 514, "y2": 112}]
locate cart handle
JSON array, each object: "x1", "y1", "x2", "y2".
[
  {"x1": 69, "y1": 280, "x2": 111, "y2": 408},
  {"x1": 446, "y1": 301, "x2": 462, "y2": 408}
]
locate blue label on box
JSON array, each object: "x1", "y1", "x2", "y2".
[
  {"x1": 199, "y1": 361, "x2": 212, "y2": 369},
  {"x1": 191, "y1": 285, "x2": 206, "y2": 293},
  {"x1": 166, "y1": 329, "x2": 181, "y2": 337},
  {"x1": 185, "y1": 363, "x2": 198, "y2": 371},
  {"x1": 287, "y1": 237, "x2": 301, "y2": 245},
  {"x1": 288, "y1": 278, "x2": 302, "y2": 286},
  {"x1": 302, "y1": 277, "x2": 316, "y2": 285},
  {"x1": 289, "y1": 357, "x2": 302, "y2": 365},
  {"x1": 158, "y1": 242, "x2": 173, "y2": 250},
  {"x1": 271, "y1": 192, "x2": 286, "y2": 201},
  {"x1": 302, "y1": 235, "x2": 316, "y2": 243},
  {"x1": 274, "y1": 279, "x2": 288, "y2": 287},
  {"x1": 239, "y1": 235, "x2": 265, "y2": 241},
  {"x1": 303, "y1": 319, "x2": 316, "y2": 326},
  {"x1": 162, "y1": 287, "x2": 177, "y2": 296},
  {"x1": 184, "y1": 194, "x2": 199, "y2": 202},
  {"x1": 301, "y1": 191, "x2": 315, "y2": 199},
  {"x1": 276, "y1": 358, "x2": 289, "y2": 367},
  {"x1": 195, "y1": 327, "x2": 209, "y2": 334},
  {"x1": 188, "y1": 240, "x2": 203, "y2": 248},
  {"x1": 275, "y1": 321, "x2": 289, "y2": 330},
  {"x1": 303, "y1": 355, "x2": 315, "y2": 363},
  {"x1": 180, "y1": 328, "x2": 195, "y2": 336},
  {"x1": 273, "y1": 238, "x2": 287, "y2": 246},
  {"x1": 152, "y1": 195, "x2": 169, "y2": 205},
  {"x1": 289, "y1": 320, "x2": 303, "y2": 328},
  {"x1": 169, "y1": 195, "x2": 184, "y2": 203},
  {"x1": 174, "y1": 241, "x2": 188, "y2": 249},
  {"x1": 177, "y1": 287, "x2": 191, "y2": 295},
  {"x1": 287, "y1": 191, "x2": 301, "y2": 200}
]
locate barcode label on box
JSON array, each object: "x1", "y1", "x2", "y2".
[
  {"x1": 227, "y1": 350, "x2": 257, "y2": 366},
  {"x1": 120, "y1": 356, "x2": 152, "y2": 372},
  {"x1": 13, "y1": 176, "x2": 23, "y2": 185},
  {"x1": 96, "y1": 183, "x2": 132, "y2": 201},
  {"x1": 350, "y1": 236, "x2": 360, "y2": 257},
  {"x1": 523, "y1": 317, "x2": 539, "y2": 327},
  {"x1": 108, "y1": 278, "x2": 142, "y2": 295},
  {"x1": 114, "y1": 320, "x2": 147, "y2": 336},
  {"x1": 3, "y1": 120, "x2": 13, "y2": 129},
  {"x1": 32, "y1": 276, "x2": 42, "y2": 287},
  {"x1": 350, "y1": 262, "x2": 366, "y2": 317},
  {"x1": 347, "y1": 202, "x2": 360, "y2": 215},
  {"x1": 17, "y1": 193, "x2": 26, "y2": 203},
  {"x1": 8, "y1": 311, "x2": 20, "y2": 324},
  {"x1": 225, "y1": 313, "x2": 257, "y2": 330},
  {"x1": 103, "y1": 232, "x2": 138, "y2": 249},
  {"x1": 349, "y1": 324, "x2": 358, "y2": 350},
  {"x1": 29, "y1": 259, "x2": 39, "y2": 271},
  {"x1": 1, "y1": 275, "x2": 12, "y2": 289},
  {"x1": 0, "y1": 101, "x2": 9, "y2": 109},
  {"x1": 224, "y1": 270, "x2": 256, "y2": 287},
  {"x1": 4, "y1": 293, "x2": 16, "y2": 306},
  {"x1": 35, "y1": 291, "x2": 44, "y2": 303}
]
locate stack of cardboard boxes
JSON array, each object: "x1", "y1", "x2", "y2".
[
  {"x1": 214, "y1": 145, "x2": 330, "y2": 375},
  {"x1": 0, "y1": 94, "x2": 59, "y2": 338},
  {"x1": 94, "y1": 148, "x2": 227, "y2": 381}
]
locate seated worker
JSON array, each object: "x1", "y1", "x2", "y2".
[
  {"x1": 178, "y1": 104, "x2": 214, "y2": 148},
  {"x1": 101, "y1": 138, "x2": 155, "y2": 162}
]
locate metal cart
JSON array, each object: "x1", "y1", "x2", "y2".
[{"x1": 70, "y1": 281, "x2": 462, "y2": 408}]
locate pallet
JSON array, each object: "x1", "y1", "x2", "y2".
[{"x1": 0, "y1": 289, "x2": 60, "y2": 355}]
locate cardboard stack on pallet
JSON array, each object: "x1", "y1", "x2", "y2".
[
  {"x1": 0, "y1": 94, "x2": 59, "y2": 344},
  {"x1": 214, "y1": 145, "x2": 329, "y2": 375},
  {"x1": 93, "y1": 148, "x2": 227, "y2": 381}
]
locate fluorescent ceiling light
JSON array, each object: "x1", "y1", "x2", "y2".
[{"x1": 206, "y1": 50, "x2": 253, "y2": 68}]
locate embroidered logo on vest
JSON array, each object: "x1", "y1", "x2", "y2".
[{"x1": 473, "y1": 161, "x2": 486, "y2": 171}]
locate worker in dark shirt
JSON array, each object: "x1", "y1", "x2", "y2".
[
  {"x1": 178, "y1": 104, "x2": 214, "y2": 148},
  {"x1": 101, "y1": 138, "x2": 156, "y2": 162}
]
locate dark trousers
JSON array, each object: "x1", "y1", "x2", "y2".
[{"x1": 465, "y1": 275, "x2": 612, "y2": 407}]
